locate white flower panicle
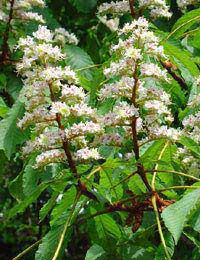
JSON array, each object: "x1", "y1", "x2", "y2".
[
  {"x1": 17, "y1": 25, "x2": 102, "y2": 168},
  {"x1": 98, "y1": 17, "x2": 180, "y2": 155},
  {"x1": 0, "y1": 0, "x2": 45, "y2": 24},
  {"x1": 97, "y1": 0, "x2": 171, "y2": 27}
]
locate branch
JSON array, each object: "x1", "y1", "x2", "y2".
[
  {"x1": 129, "y1": 0, "x2": 136, "y2": 18},
  {"x1": 48, "y1": 83, "x2": 78, "y2": 177},
  {"x1": 12, "y1": 239, "x2": 42, "y2": 260},
  {"x1": 0, "y1": 0, "x2": 15, "y2": 64},
  {"x1": 159, "y1": 59, "x2": 188, "y2": 91}
]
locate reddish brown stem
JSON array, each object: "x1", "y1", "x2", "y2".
[
  {"x1": 0, "y1": 0, "x2": 15, "y2": 64},
  {"x1": 48, "y1": 83, "x2": 78, "y2": 177},
  {"x1": 129, "y1": 0, "x2": 136, "y2": 18},
  {"x1": 131, "y1": 63, "x2": 152, "y2": 191},
  {"x1": 159, "y1": 59, "x2": 188, "y2": 91}
]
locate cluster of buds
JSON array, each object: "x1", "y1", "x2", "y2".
[
  {"x1": 97, "y1": 0, "x2": 171, "y2": 30},
  {"x1": 17, "y1": 25, "x2": 102, "y2": 168},
  {"x1": 0, "y1": 0, "x2": 45, "y2": 23},
  {"x1": 98, "y1": 17, "x2": 181, "y2": 154}
]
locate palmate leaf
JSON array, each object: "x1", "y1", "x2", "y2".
[
  {"x1": 161, "y1": 188, "x2": 200, "y2": 244},
  {"x1": 0, "y1": 101, "x2": 26, "y2": 159}
]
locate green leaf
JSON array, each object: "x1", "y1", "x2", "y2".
[
  {"x1": 161, "y1": 188, "x2": 200, "y2": 244},
  {"x1": 179, "y1": 136, "x2": 200, "y2": 158},
  {"x1": 8, "y1": 182, "x2": 49, "y2": 219},
  {"x1": 94, "y1": 213, "x2": 121, "y2": 240},
  {"x1": 63, "y1": 45, "x2": 94, "y2": 81},
  {"x1": 139, "y1": 140, "x2": 165, "y2": 168},
  {"x1": 0, "y1": 97, "x2": 9, "y2": 118},
  {"x1": 69, "y1": 0, "x2": 97, "y2": 13},
  {"x1": 192, "y1": 30, "x2": 200, "y2": 49},
  {"x1": 50, "y1": 186, "x2": 76, "y2": 226},
  {"x1": 121, "y1": 245, "x2": 153, "y2": 259},
  {"x1": 163, "y1": 42, "x2": 199, "y2": 77},
  {"x1": 169, "y1": 8, "x2": 200, "y2": 39},
  {"x1": 0, "y1": 73, "x2": 6, "y2": 89},
  {"x1": 23, "y1": 158, "x2": 39, "y2": 196},
  {"x1": 9, "y1": 171, "x2": 24, "y2": 202},
  {"x1": 155, "y1": 233, "x2": 175, "y2": 259},
  {"x1": 39, "y1": 191, "x2": 59, "y2": 222},
  {"x1": 0, "y1": 101, "x2": 26, "y2": 159},
  {"x1": 36, "y1": 196, "x2": 84, "y2": 260},
  {"x1": 36, "y1": 211, "x2": 73, "y2": 260},
  {"x1": 85, "y1": 244, "x2": 106, "y2": 260}
]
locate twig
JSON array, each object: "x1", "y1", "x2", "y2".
[
  {"x1": 12, "y1": 239, "x2": 42, "y2": 260},
  {"x1": 0, "y1": 0, "x2": 15, "y2": 64},
  {"x1": 160, "y1": 59, "x2": 188, "y2": 91},
  {"x1": 151, "y1": 141, "x2": 171, "y2": 260},
  {"x1": 151, "y1": 196, "x2": 172, "y2": 260},
  {"x1": 52, "y1": 190, "x2": 82, "y2": 260},
  {"x1": 145, "y1": 169, "x2": 200, "y2": 182},
  {"x1": 129, "y1": 0, "x2": 136, "y2": 18},
  {"x1": 48, "y1": 83, "x2": 78, "y2": 177},
  {"x1": 76, "y1": 64, "x2": 102, "y2": 71}
]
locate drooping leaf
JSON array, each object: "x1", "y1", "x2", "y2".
[
  {"x1": 23, "y1": 158, "x2": 39, "y2": 196},
  {"x1": 50, "y1": 186, "x2": 76, "y2": 226},
  {"x1": 36, "y1": 211, "x2": 73, "y2": 260},
  {"x1": 39, "y1": 191, "x2": 60, "y2": 222},
  {"x1": 9, "y1": 171, "x2": 24, "y2": 202},
  {"x1": 161, "y1": 188, "x2": 200, "y2": 244},
  {"x1": 170, "y1": 8, "x2": 200, "y2": 39},
  {"x1": 139, "y1": 139, "x2": 165, "y2": 168},
  {"x1": 0, "y1": 101, "x2": 26, "y2": 159},
  {"x1": 36, "y1": 195, "x2": 84, "y2": 260},
  {"x1": 179, "y1": 136, "x2": 200, "y2": 158},
  {"x1": 85, "y1": 244, "x2": 106, "y2": 260},
  {"x1": 8, "y1": 182, "x2": 49, "y2": 219}
]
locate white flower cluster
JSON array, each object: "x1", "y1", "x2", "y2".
[
  {"x1": 176, "y1": 147, "x2": 199, "y2": 176},
  {"x1": 177, "y1": 0, "x2": 200, "y2": 11},
  {"x1": 175, "y1": 90, "x2": 200, "y2": 175},
  {"x1": 139, "y1": 0, "x2": 171, "y2": 18},
  {"x1": 99, "y1": 17, "x2": 180, "y2": 150},
  {"x1": 97, "y1": 0, "x2": 171, "y2": 26},
  {"x1": 0, "y1": 0, "x2": 46, "y2": 23},
  {"x1": 17, "y1": 25, "x2": 102, "y2": 168},
  {"x1": 182, "y1": 111, "x2": 200, "y2": 143}
]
